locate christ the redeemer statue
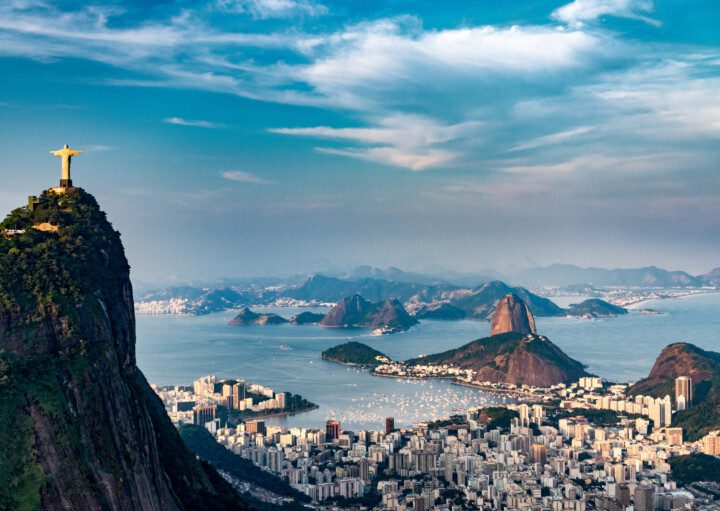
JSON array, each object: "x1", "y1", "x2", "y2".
[{"x1": 50, "y1": 144, "x2": 82, "y2": 188}]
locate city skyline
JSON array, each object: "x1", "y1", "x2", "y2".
[{"x1": 1, "y1": 0, "x2": 719, "y2": 281}]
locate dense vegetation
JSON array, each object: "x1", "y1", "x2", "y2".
[
  {"x1": 321, "y1": 341, "x2": 389, "y2": 366},
  {"x1": 550, "y1": 408, "x2": 643, "y2": 428},
  {"x1": 478, "y1": 407, "x2": 520, "y2": 430},
  {"x1": 669, "y1": 454, "x2": 720, "y2": 485},
  {"x1": 671, "y1": 401, "x2": 720, "y2": 441},
  {"x1": 564, "y1": 299, "x2": 628, "y2": 317},
  {"x1": 0, "y1": 189, "x2": 252, "y2": 510},
  {"x1": 179, "y1": 425, "x2": 310, "y2": 505},
  {"x1": 0, "y1": 190, "x2": 129, "y2": 336}
]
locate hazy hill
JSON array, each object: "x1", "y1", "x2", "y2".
[
  {"x1": 290, "y1": 274, "x2": 453, "y2": 303},
  {"x1": 565, "y1": 299, "x2": 628, "y2": 318},
  {"x1": 508, "y1": 263, "x2": 703, "y2": 288},
  {"x1": 339, "y1": 265, "x2": 450, "y2": 285},
  {"x1": 289, "y1": 311, "x2": 325, "y2": 324},
  {"x1": 701, "y1": 267, "x2": 720, "y2": 287},
  {"x1": 416, "y1": 303, "x2": 466, "y2": 320},
  {"x1": 449, "y1": 281, "x2": 563, "y2": 319}
]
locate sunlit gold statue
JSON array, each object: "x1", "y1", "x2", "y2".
[{"x1": 50, "y1": 144, "x2": 82, "y2": 188}]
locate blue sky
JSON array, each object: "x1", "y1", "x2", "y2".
[{"x1": 0, "y1": 0, "x2": 718, "y2": 282}]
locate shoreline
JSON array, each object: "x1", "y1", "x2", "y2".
[
  {"x1": 320, "y1": 357, "x2": 378, "y2": 368},
  {"x1": 623, "y1": 289, "x2": 718, "y2": 309},
  {"x1": 236, "y1": 404, "x2": 320, "y2": 420},
  {"x1": 368, "y1": 370, "x2": 544, "y2": 399}
]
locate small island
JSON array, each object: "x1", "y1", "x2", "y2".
[
  {"x1": 565, "y1": 299, "x2": 628, "y2": 318},
  {"x1": 228, "y1": 307, "x2": 288, "y2": 325},
  {"x1": 321, "y1": 341, "x2": 391, "y2": 366},
  {"x1": 289, "y1": 311, "x2": 325, "y2": 325}
]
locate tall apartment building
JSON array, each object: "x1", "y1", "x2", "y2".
[
  {"x1": 674, "y1": 376, "x2": 692, "y2": 411},
  {"x1": 192, "y1": 404, "x2": 217, "y2": 426},
  {"x1": 326, "y1": 420, "x2": 341, "y2": 441}
]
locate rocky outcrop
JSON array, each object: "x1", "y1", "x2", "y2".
[
  {"x1": 490, "y1": 294, "x2": 536, "y2": 336},
  {"x1": 319, "y1": 294, "x2": 418, "y2": 332},
  {"x1": 406, "y1": 332, "x2": 588, "y2": 387},
  {"x1": 289, "y1": 311, "x2": 325, "y2": 325},
  {"x1": 628, "y1": 343, "x2": 720, "y2": 399},
  {"x1": 0, "y1": 189, "x2": 247, "y2": 510},
  {"x1": 228, "y1": 307, "x2": 288, "y2": 325},
  {"x1": 629, "y1": 343, "x2": 720, "y2": 441}
]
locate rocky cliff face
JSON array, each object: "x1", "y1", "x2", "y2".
[
  {"x1": 406, "y1": 332, "x2": 588, "y2": 387},
  {"x1": 0, "y1": 189, "x2": 247, "y2": 510},
  {"x1": 319, "y1": 294, "x2": 418, "y2": 332},
  {"x1": 490, "y1": 293, "x2": 537, "y2": 336}
]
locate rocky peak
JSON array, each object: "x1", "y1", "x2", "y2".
[
  {"x1": 319, "y1": 295, "x2": 417, "y2": 332},
  {"x1": 0, "y1": 188, "x2": 245, "y2": 509},
  {"x1": 490, "y1": 293, "x2": 537, "y2": 336},
  {"x1": 319, "y1": 294, "x2": 371, "y2": 327}
]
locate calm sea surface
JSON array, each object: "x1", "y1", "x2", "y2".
[{"x1": 136, "y1": 293, "x2": 720, "y2": 430}]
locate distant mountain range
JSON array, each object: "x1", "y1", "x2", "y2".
[
  {"x1": 134, "y1": 263, "x2": 718, "y2": 316},
  {"x1": 506, "y1": 263, "x2": 712, "y2": 288},
  {"x1": 288, "y1": 274, "x2": 453, "y2": 303}
]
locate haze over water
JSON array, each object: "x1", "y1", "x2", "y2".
[{"x1": 136, "y1": 293, "x2": 720, "y2": 430}]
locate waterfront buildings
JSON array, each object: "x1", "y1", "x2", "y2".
[
  {"x1": 326, "y1": 419, "x2": 341, "y2": 441},
  {"x1": 385, "y1": 417, "x2": 395, "y2": 435},
  {"x1": 154, "y1": 375, "x2": 719, "y2": 509}
]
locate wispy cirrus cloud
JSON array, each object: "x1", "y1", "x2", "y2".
[
  {"x1": 216, "y1": 0, "x2": 327, "y2": 19},
  {"x1": 552, "y1": 0, "x2": 659, "y2": 27},
  {"x1": 221, "y1": 171, "x2": 272, "y2": 184},
  {"x1": 164, "y1": 117, "x2": 226, "y2": 129},
  {"x1": 0, "y1": 0, "x2": 717, "y2": 177},
  {"x1": 509, "y1": 126, "x2": 595, "y2": 152},
  {"x1": 271, "y1": 115, "x2": 481, "y2": 170}
]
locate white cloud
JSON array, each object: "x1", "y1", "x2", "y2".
[
  {"x1": 83, "y1": 144, "x2": 114, "y2": 152},
  {"x1": 270, "y1": 115, "x2": 480, "y2": 170},
  {"x1": 216, "y1": 0, "x2": 327, "y2": 19},
  {"x1": 164, "y1": 117, "x2": 225, "y2": 129},
  {"x1": 221, "y1": 171, "x2": 272, "y2": 184},
  {"x1": 509, "y1": 126, "x2": 595, "y2": 152},
  {"x1": 552, "y1": 0, "x2": 659, "y2": 27}
]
